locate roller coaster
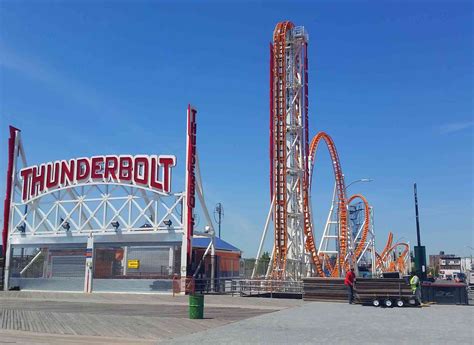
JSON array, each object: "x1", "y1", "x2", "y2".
[
  {"x1": 376, "y1": 232, "x2": 410, "y2": 275},
  {"x1": 254, "y1": 21, "x2": 409, "y2": 280}
]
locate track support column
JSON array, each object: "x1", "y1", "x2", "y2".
[{"x1": 84, "y1": 234, "x2": 94, "y2": 293}]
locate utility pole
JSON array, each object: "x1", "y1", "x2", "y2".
[
  {"x1": 214, "y1": 203, "x2": 224, "y2": 238},
  {"x1": 413, "y1": 183, "x2": 427, "y2": 281},
  {"x1": 414, "y1": 184, "x2": 421, "y2": 247}
]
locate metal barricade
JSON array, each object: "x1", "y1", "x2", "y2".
[
  {"x1": 171, "y1": 277, "x2": 304, "y2": 297},
  {"x1": 173, "y1": 276, "x2": 195, "y2": 296},
  {"x1": 238, "y1": 279, "x2": 302, "y2": 297},
  {"x1": 193, "y1": 278, "x2": 240, "y2": 295}
]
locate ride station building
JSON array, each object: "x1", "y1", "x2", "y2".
[{"x1": 1, "y1": 106, "x2": 241, "y2": 293}]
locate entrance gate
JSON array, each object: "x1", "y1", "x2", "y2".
[{"x1": 3, "y1": 105, "x2": 215, "y2": 293}]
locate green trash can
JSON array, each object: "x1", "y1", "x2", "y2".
[{"x1": 189, "y1": 294, "x2": 204, "y2": 319}]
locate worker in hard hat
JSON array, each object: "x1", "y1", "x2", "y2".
[
  {"x1": 344, "y1": 267, "x2": 356, "y2": 304},
  {"x1": 410, "y1": 272, "x2": 422, "y2": 306}
]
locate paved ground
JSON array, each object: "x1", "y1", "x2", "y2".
[
  {"x1": 0, "y1": 292, "x2": 472, "y2": 344},
  {"x1": 164, "y1": 302, "x2": 474, "y2": 345},
  {"x1": 0, "y1": 292, "x2": 301, "y2": 344}
]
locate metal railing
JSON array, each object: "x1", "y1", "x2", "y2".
[
  {"x1": 171, "y1": 277, "x2": 303, "y2": 297},
  {"x1": 172, "y1": 276, "x2": 241, "y2": 295},
  {"x1": 195, "y1": 278, "x2": 240, "y2": 295},
  {"x1": 239, "y1": 279, "x2": 302, "y2": 297}
]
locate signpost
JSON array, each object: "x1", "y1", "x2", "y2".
[{"x1": 182, "y1": 104, "x2": 197, "y2": 288}]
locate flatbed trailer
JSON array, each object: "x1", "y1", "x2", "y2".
[{"x1": 355, "y1": 278, "x2": 417, "y2": 307}]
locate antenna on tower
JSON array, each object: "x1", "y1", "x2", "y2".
[{"x1": 214, "y1": 203, "x2": 224, "y2": 238}]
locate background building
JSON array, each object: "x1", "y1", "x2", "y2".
[{"x1": 438, "y1": 253, "x2": 462, "y2": 280}]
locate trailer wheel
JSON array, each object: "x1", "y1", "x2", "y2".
[
  {"x1": 372, "y1": 299, "x2": 380, "y2": 307},
  {"x1": 384, "y1": 299, "x2": 393, "y2": 307},
  {"x1": 396, "y1": 299, "x2": 404, "y2": 307}
]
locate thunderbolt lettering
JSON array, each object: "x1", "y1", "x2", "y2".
[{"x1": 19, "y1": 155, "x2": 176, "y2": 202}]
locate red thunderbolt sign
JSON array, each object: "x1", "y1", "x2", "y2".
[{"x1": 19, "y1": 155, "x2": 176, "y2": 202}]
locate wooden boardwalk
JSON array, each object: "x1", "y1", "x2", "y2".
[{"x1": 0, "y1": 291, "x2": 303, "y2": 344}]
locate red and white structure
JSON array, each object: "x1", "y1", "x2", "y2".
[
  {"x1": 2, "y1": 105, "x2": 216, "y2": 293},
  {"x1": 254, "y1": 21, "x2": 377, "y2": 280},
  {"x1": 269, "y1": 22, "x2": 311, "y2": 279}
]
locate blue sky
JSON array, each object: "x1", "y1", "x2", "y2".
[{"x1": 1, "y1": 1, "x2": 472, "y2": 258}]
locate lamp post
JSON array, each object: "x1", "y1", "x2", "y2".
[{"x1": 345, "y1": 178, "x2": 374, "y2": 192}]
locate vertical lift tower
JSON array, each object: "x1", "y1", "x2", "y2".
[{"x1": 270, "y1": 22, "x2": 310, "y2": 279}]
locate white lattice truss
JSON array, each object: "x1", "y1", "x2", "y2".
[
  {"x1": 282, "y1": 27, "x2": 310, "y2": 278},
  {"x1": 7, "y1": 131, "x2": 184, "y2": 241},
  {"x1": 318, "y1": 185, "x2": 377, "y2": 275},
  {"x1": 10, "y1": 186, "x2": 184, "y2": 237}
]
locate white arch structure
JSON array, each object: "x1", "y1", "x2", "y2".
[{"x1": 2, "y1": 105, "x2": 216, "y2": 292}]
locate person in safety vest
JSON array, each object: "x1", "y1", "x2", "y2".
[
  {"x1": 344, "y1": 268, "x2": 356, "y2": 304},
  {"x1": 410, "y1": 272, "x2": 422, "y2": 305}
]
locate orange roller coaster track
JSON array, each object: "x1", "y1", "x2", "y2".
[
  {"x1": 269, "y1": 21, "x2": 312, "y2": 279},
  {"x1": 266, "y1": 21, "x2": 375, "y2": 279},
  {"x1": 307, "y1": 132, "x2": 348, "y2": 274},
  {"x1": 379, "y1": 241, "x2": 410, "y2": 274},
  {"x1": 270, "y1": 21, "x2": 295, "y2": 278},
  {"x1": 376, "y1": 232, "x2": 394, "y2": 270},
  {"x1": 347, "y1": 194, "x2": 370, "y2": 260}
]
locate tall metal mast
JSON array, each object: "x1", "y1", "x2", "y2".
[
  {"x1": 413, "y1": 182, "x2": 427, "y2": 280},
  {"x1": 414, "y1": 183, "x2": 421, "y2": 247}
]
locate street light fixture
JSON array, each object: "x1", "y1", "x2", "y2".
[
  {"x1": 60, "y1": 218, "x2": 70, "y2": 231},
  {"x1": 345, "y1": 178, "x2": 374, "y2": 191}
]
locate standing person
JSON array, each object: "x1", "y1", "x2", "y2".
[
  {"x1": 344, "y1": 268, "x2": 356, "y2": 304},
  {"x1": 410, "y1": 272, "x2": 423, "y2": 306}
]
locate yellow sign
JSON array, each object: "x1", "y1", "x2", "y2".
[{"x1": 128, "y1": 259, "x2": 140, "y2": 269}]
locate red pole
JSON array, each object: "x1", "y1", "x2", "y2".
[
  {"x1": 2, "y1": 126, "x2": 19, "y2": 257},
  {"x1": 185, "y1": 105, "x2": 197, "y2": 275},
  {"x1": 269, "y1": 42, "x2": 274, "y2": 202}
]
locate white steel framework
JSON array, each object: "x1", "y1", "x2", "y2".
[{"x1": 318, "y1": 189, "x2": 377, "y2": 276}]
